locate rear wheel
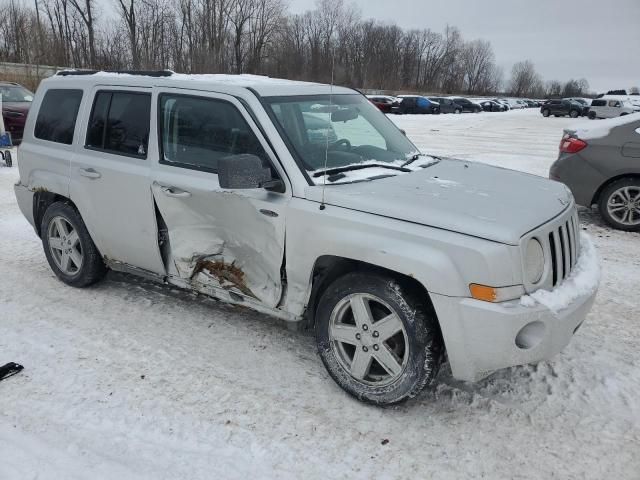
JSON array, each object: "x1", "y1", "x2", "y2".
[
  {"x1": 588, "y1": 111, "x2": 597, "y2": 120},
  {"x1": 454, "y1": 108, "x2": 461, "y2": 114},
  {"x1": 315, "y1": 272, "x2": 443, "y2": 405},
  {"x1": 3, "y1": 151, "x2": 11, "y2": 167},
  {"x1": 598, "y1": 178, "x2": 640, "y2": 232},
  {"x1": 41, "y1": 202, "x2": 107, "y2": 287},
  {"x1": 542, "y1": 109, "x2": 550, "y2": 117}
]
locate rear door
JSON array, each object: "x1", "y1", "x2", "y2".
[
  {"x1": 151, "y1": 89, "x2": 288, "y2": 308},
  {"x1": 70, "y1": 86, "x2": 166, "y2": 274}
]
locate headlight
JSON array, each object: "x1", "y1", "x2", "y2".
[{"x1": 525, "y1": 238, "x2": 544, "y2": 284}]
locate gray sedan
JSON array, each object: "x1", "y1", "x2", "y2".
[{"x1": 550, "y1": 114, "x2": 640, "y2": 231}]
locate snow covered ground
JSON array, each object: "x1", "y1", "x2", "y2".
[{"x1": 1, "y1": 109, "x2": 638, "y2": 479}]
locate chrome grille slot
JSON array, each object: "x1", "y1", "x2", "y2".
[{"x1": 522, "y1": 205, "x2": 579, "y2": 293}]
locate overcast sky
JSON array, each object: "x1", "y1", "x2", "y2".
[{"x1": 287, "y1": 0, "x2": 640, "y2": 92}]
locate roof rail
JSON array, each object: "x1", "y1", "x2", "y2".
[{"x1": 56, "y1": 70, "x2": 173, "y2": 77}]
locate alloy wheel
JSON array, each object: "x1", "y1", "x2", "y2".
[
  {"x1": 607, "y1": 186, "x2": 640, "y2": 226},
  {"x1": 329, "y1": 293, "x2": 409, "y2": 386},
  {"x1": 47, "y1": 216, "x2": 83, "y2": 275}
]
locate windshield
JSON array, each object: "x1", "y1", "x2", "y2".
[
  {"x1": 265, "y1": 94, "x2": 430, "y2": 184},
  {"x1": 0, "y1": 85, "x2": 33, "y2": 102}
]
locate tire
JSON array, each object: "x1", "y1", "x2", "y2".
[
  {"x1": 569, "y1": 110, "x2": 579, "y2": 118},
  {"x1": 454, "y1": 109, "x2": 461, "y2": 114},
  {"x1": 542, "y1": 109, "x2": 550, "y2": 117},
  {"x1": 598, "y1": 178, "x2": 640, "y2": 232},
  {"x1": 588, "y1": 111, "x2": 597, "y2": 120},
  {"x1": 41, "y1": 202, "x2": 107, "y2": 287},
  {"x1": 620, "y1": 112, "x2": 629, "y2": 116},
  {"x1": 315, "y1": 272, "x2": 443, "y2": 405},
  {"x1": 4, "y1": 151, "x2": 11, "y2": 167}
]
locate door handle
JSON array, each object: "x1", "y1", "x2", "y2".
[
  {"x1": 161, "y1": 186, "x2": 192, "y2": 198},
  {"x1": 78, "y1": 167, "x2": 101, "y2": 179}
]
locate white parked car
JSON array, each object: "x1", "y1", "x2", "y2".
[
  {"x1": 14, "y1": 71, "x2": 599, "y2": 405},
  {"x1": 588, "y1": 98, "x2": 640, "y2": 119}
]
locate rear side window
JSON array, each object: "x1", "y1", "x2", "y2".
[
  {"x1": 34, "y1": 89, "x2": 83, "y2": 145},
  {"x1": 158, "y1": 94, "x2": 266, "y2": 173},
  {"x1": 591, "y1": 100, "x2": 606, "y2": 107},
  {"x1": 86, "y1": 91, "x2": 151, "y2": 158}
]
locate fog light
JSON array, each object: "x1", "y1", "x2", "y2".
[{"x1": 515, "y1": 321, "x2": 545, "y2": 350}]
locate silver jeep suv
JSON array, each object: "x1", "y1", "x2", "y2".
[{"x1": 14, "y1": 71, "x2": 599, "y2": 405}]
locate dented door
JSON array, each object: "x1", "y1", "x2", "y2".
[{"x1": 151, "y1": 89, "x2": 288, "y2": 308}]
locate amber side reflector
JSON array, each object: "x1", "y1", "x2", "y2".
[{"x1": 469, "y1": 284, "x2": 497, "y2": 302}]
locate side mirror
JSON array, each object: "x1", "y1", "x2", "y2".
[
  {"x1": 400, "y1": 129, "x2": 407, "y2": 136},
  {"x1": 218, "y1": 154, "x2": 272, "y2": 189}
]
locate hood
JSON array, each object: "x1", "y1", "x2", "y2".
[{"x1": 307, "y1": 159, "x2": 572, "y2": 245}]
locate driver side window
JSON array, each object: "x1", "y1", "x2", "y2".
[{"x1": 158, "y1": 94, "x2": 266, "y2": 173}]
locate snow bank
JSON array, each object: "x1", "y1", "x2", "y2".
[
  {"x1": 520, "y1": 232, "x2": 600, "y2": 313},
  {"x1": 569, "y1": 113, "x2": 640, "y2": 140}
]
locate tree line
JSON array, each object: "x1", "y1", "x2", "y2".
[{"x1": 0, "y1": 0, "x2": 590, "y2": 98}]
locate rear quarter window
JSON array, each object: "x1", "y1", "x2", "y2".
[{"x1": 34, "y1": 89, "x2": 83, "y2": 145}]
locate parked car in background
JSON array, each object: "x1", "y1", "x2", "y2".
[
  {"x1": 565, "y1": 98, "x2": 591, "y2": 116},
  {"x1": 15, "y1": 71, "x2": 598, "y2": 405},
  {"x1": 448, "y1": 97, "x2": 481, "y2": 113},
  {"x1": 540, "y1": 99, "x2": 584, "y2": 118},
  {"x1": 550, "y1": 114, "x2": 640, "y2": 231},
  {"x1": 392, "y1": 95, "x2": 440, "y2": 114},
  {"x1": 479, "y1": 100, "x2": 505, "y2": 112},
  {"x1": 493, "y1": 99, "x2": 511, "y2": 110},
  {"x1": 588, "y1": 99, "x2": 639, "y2": 119},
  {"x1": 0, "y1": 82, "x2": 34, "y2": 144},
  {"x1": 367, "y1": 95, "x2": 396, "y2": 114},
  {"x1": 506, "y1": 99, "x2": 527, "y2": 109},
  {"x1": 428, "y1": 97, "x2": 463, "y2": 114}
]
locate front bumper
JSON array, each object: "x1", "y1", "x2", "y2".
[{"x1": 431, "y1": 235, "x2": 599, "y2": 382}]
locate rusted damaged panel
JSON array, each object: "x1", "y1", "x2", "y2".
[
  {"x1": 151, "y1": 181, "x2": 286, "y2": 308},
  {"x1": 190, "y1": 258, "x2": 257, "y2": 298}
]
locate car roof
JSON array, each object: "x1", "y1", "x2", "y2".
[{"x1": 41, "y1": 70, "x2": 356, "y2": 97}]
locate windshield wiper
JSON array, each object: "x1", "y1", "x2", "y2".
[
  {"x1": 312, "y1": 163, "x2": 411, "y2": 178},
  {"x1": 401, "y1": 153, "x2": 441, "y2": 168}
]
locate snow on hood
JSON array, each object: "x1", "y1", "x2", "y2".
[
  {"x1": 306, "y1": 158, "x2": 573, "y2": 245},
  {"x1": 520, "y1": 232, "x2": 600, "y2": 313},
  {"x1": 567, "y1": 113, "x2": 640, "y2": 140}
]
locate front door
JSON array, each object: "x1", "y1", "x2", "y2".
[{"x1": 150, "y1": 89, "x2": 288, "y2": 308}]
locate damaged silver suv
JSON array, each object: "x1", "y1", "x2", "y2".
[{"x1": 15, "y1": 71, "x2": 599, "y2": 405}]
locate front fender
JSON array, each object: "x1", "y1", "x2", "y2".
[{"x1": 282, "y1": 198, "x2": 521, "y2": 317}]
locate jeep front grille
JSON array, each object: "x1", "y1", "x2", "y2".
[{"x1": 547, "y1": 213, "x2": 580, "y2": 287}]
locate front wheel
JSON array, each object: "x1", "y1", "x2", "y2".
[
  {"x1": 3, "y1": 151, "x2": 12, "y2": 167},
  {"x1": 570, "y1": 110, "x2": 579, "y2": 118},
  {"x1": 542, "y1": 109, "x2": 550, "y2": 117},
  {"x1": 589, "y1": 111, "x2": 597, "y2": 120},
  {"x1": 41, "y1": 202, "x2": 107, "y2": 287},
  {"x1": 315, "y1": 272, "x2": 443, "y2": 405},
  {"x1": 598, "y1": 178, "x2": 640, "y2": 232},
  {"x1": 454, "y1": 109, "x2": 461, "y2": 114}
]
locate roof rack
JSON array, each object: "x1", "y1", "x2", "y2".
[{"x1": 56, "y1": 70, "x2": 173, "y2": 78}]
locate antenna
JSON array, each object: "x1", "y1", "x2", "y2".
[{"x1": 320, "y1": 48, "x2": 336, "y2": 211}]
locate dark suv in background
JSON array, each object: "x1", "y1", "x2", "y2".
[
  {"x1": 540, "y1": 99, "x2": 584, "y2": 118},
  {"x1": 1, "y1": 82, "x2": 34, "y2": 144},
  {"x1": 391, "y1": 95, "x2": 440, "y2": 114},
  {"x1": 428, "y1": 97, "x2": 463, "y2": 114}
]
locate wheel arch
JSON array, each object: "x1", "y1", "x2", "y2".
[
  {"x1": 33, "y1": 192, "x2": 79, "y2": 238},
  {"x1": 591, "y1": 173, "x2": 640, "y2": 205},
  {"x1": 304, "y1": 255, "x2": 441, "y2": 335}
]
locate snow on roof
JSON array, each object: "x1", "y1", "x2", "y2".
[
  {"x1": 49, "y1": 70, "x2": 354, "y2": 96},
  {"x1": 569, "y1": 113, "x2": 640, "y2": 140}
]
